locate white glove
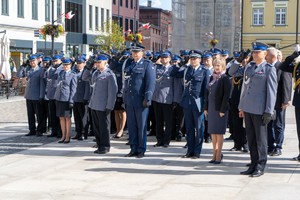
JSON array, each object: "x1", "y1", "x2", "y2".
[{"x1": 295, "y1": 44, "x2": 300, "y2": 52}]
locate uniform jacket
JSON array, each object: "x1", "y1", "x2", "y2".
[
  {"x1": 54, "y1": 69, "x2": 77, "y2": 103},
  {"x1": 229, "y1": 61, "x2": 277, "y2": 115},
  {"x1": 170, "y1": 64, "x2": 210, "y2": 112},
  {"x1": 22, "y1": 66, "x2": 43, "y2": 100},
  {"x1": 204, "y1": 74, "x2": 231, "y2": 113},
  {"x1": 274, "y1": 61, "x2": 292, "y2": 109},
  {"x1": 109, "y1": 59, "x2": 124, "y2": 97},
  {"x1": 152, "y1": 64, "x2": 175, "y2": 104},
  {"x1": 88, "y1": 68, "x2": 118, "y2": 111},
  {"x1": 73, "y1": 68, "x2": 90, "y2": 103},
  {"x1": 46, "y1": 64, "x2": 63, "y2": 100},
  {"x1": 123, "y1": 58, "x2": 156, "y2": 107},
  {"x1": 280, "y1": 53, "x2": 300, "y2": 107}
]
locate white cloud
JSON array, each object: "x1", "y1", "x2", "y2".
[{"x1": 140, "y1": 0, "x2": 171, "y2": 11}]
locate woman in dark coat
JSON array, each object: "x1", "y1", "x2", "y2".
[{"x1": 204, "y1": 58, "x2": 231, "y2": 164}]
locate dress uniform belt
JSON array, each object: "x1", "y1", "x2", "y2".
[{"x1": 293, "y1": 63, "x2": 300, "y2": 92}]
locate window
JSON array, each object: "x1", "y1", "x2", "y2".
[
  {"x1": 125, "y1": 18, "x2": 129, "y2": 31},
  {"x1": 106, "y1": 9, "x2": 110, "y2": 32},
  {"x1": 45, "y1": 0, "x2": 50, "y2": 21},
  {"x1": 2, "y1": 0, "x2": 9, "y2": 15},
  {"x1": 130, "y1": 0, "x2": 133, "y2": 9},
  {"x1": 120, "y1": 0, "x2": 123, "y2": 7},
  {"x1": 89, "y1": 5, "x2": 93, "y2": 30},
  {"x1": 32, "y1": 0, "x2": 38, "y2": 20},
  {"x1": 275, "y1": 7, "x2": 286, "y2": 25},
  {"x1": 17, "y1": 0, "x2": 24, "y2": 18},
  {"x1": 57, "y1": 0, "x2": 62, "y2": 19},
  {"x1": 130, "y1": 19, "x2": 133, "y2": 31},
  {"x1": 65, "y1": 2, "x2": 83, "y2": 33},
  {"x1": 101, "y1": 8, "x2": 105, "y2": 31},
  {"x1": 126, "y1": 0, "x2": 129, "y2": 8},
  {"x1": 95, "y1": 7, "x2": 99, "y2": 30},
  {"x1": 253, "y1": 8, "x2": 264, "y2": 25},
  {"x1": 113, "y1": 0, "x2": 116, "y2": 5}
]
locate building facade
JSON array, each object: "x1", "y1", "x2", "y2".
[
  {"x1": 139, "y1": 4, "x2": 172, "y2": 51},
  {"x1": 242, "y1": 0, "x2": 299, "y2": 57},
  {"x1": 0, "y1": 0, "x2": 112, "y2": 63},
  {"x1": 112, "y1": 0, "x2": 139, "y2": 33},
  {"x1": 172, "y1": 0, "x2": 241, "y2": 55}
]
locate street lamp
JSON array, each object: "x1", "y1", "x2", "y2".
[{"x1": 297, "y1": 0, "x2": 299, "y2": 44}]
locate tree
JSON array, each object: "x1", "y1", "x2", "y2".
[{"x1": 95, "y1": 20, "x2": 125, "y2": 53}]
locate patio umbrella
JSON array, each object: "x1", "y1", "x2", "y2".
[{"x1": 0, "y1": 34, "x2": 11, "y2": 80}]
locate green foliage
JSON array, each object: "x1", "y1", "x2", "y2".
[{"x1": 95, "y1": 20, "x2": 125, "y2": 53}]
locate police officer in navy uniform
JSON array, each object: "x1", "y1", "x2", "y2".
[
  {"x1": 123, "y1": 44, "x2": 156, "y2": 158},
  {"x1": 171, "y1": 55, "x2": 185, "y2": 141},
  {"x1": 72, "y1": 56, "x2": 90, "y2": 140},
  {"x1": 20, "y1": 55, "x2": 44, "y2": 136},
  {"x1": 171, "y1": 50, "x2": 210, "y2": 159},
  {"x1": 39, "y1": 56, "x2": 52, "y2": 134},
  {"x1": 229, "y1": 42, "x2": 277, "y2": 177},
  {"x1": 54, "y1": 58, "x2": 77, "y2": 143},
  {"x1": 87, "y1": 55, "x2": 118, "y2": 154},
  {"x1": 152, "y1": 51, "x2": 175, "y2": 148},
  {"x1": 279, "y1": 46, "x2": 300, "y2": 161}
]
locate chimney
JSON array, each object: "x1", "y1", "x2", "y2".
[{"x1": 147, "y1": 0, "x2": 152, "y2": 7}]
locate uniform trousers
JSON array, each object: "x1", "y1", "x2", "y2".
[
  {"x1": 230, "y1": 105, "x2": 247, "y2": 149},
  {"x1": 26, "y1": 99, "x2": 42, "y2": 133},
  {"x1": 244, "y1": 112, "x2": 268, "y2": 171},
  {"x1": 267, "y1": 108, "x2": 286, "y2": 151},
  {"x1": 153, "y1": 101, "x2": 173, "y2": 145},
  {"x1": 73, "y1": 102, "x2": 88, "y2": 135},
  {"x1": 49, "y1": 99, "x2": 61, "y2": 135},
  {"x1": 126, "y1": 104, "x2": 148, "y2": 154},
  {"x1": 91, "y1": 109, "x2": 110, "y2": 151},
  {"x1": 183, "y1": 108, "x2": 204, "y2": 154},
  {"x1": 40, "y1": 99, "x2": 50, "y2": 133},
  {"x1": 295, "y1": 107, "x2": 300, "y2": 153},
  {"x1": 171, "y1": 104, "x2": 185, "y2": 139}
]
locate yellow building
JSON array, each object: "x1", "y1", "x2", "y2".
[{"x1": 242, "y1": 0, "x2": 299, "y2": 57}]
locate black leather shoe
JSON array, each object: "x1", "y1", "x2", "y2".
[
  {"x1": 242, "y1": 147, "x2": 249, "y2": 153},
  {"x1": 36, "y1": 132, "x2": 43, "y2": 137},
  {"x1": 182, "y1": 153, "x2": 194, "y2": 158},
  {"x1": 208, "y1": 159, "x2": 216, "y2": 163},
  {"x1": 71, "y1": 135, "x2": 81, "y2": 140},
  {"x1": 250, "y1": 170, "x2": 264, "y2": 177},
  {"x1": 292, "y1": 155, "x2": 300, "y2": 161},
  {"x1": 240, "y1": 168, "x2": 255, "y2": 175},
  {"x1": 270, "y1": 149, "x2": 282, "y2": 156},
  {"x1": 124, "y1": 151, "x2": 137, "y2": 157},
  {"x1": 230, "y1": 147, "x2": 241, "y2": 151},
  {"x1": 163, "y1": 144, "x2": 169, "y2": 148},
  {"x1": 136, "y1": 153, "x2": 144, "y2": 158},
  {"x1": 147, "y1": 131, "x2": 156, "y2": 136},
  {"x1": 176, "y1": 136, "x2": 182, "y2": 141},
  {"x1": 153, "y1": 143, "x2": 163, "y2": 147},
  {"x1": 47, "y1": 134, "x2": 57, "y2": 138},
  {"x1": 192, "y1": 154, "x2": 200, "y2": 159},
  {"x1": 94, "y1": 149, "x2": 109, "y2": 154},
  {"x1": 246, "y1": 163, "x2": 251, "y2": 167},
  {"x1": 25, "y1": 132, "x2": 36, "y2": 136}
]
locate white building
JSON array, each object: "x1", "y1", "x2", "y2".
[{"x1": 0, "y1": 0, "x2": 112, "y2": 62}]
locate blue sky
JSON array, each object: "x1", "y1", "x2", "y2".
[{"x1": 139, "y1": 0, "x2": 172, "y2": 11}]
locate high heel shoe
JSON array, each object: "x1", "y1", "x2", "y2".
[
  {"x1": 63, "y1": 140, "x2": 70, "y2": 144},
  {"x1": 113, "y1": 132, "x2": 123, "y2": 139},
  {"x1": 214, "y1": 154, "x2": 223, "y2": 164},
  {"x1": 209, "y1": 159, "x2": 216, "y2": 163},
  {"x1": 58, "y1": 139, "x2": 65, "y2": 143}
]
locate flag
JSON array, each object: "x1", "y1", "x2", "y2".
[
  {"x1": 141, "y1": 23, "x2": 151, "y2": 29},
  {"x1": 65, "y1": 11, "x2": 75, "y2": 20}
]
